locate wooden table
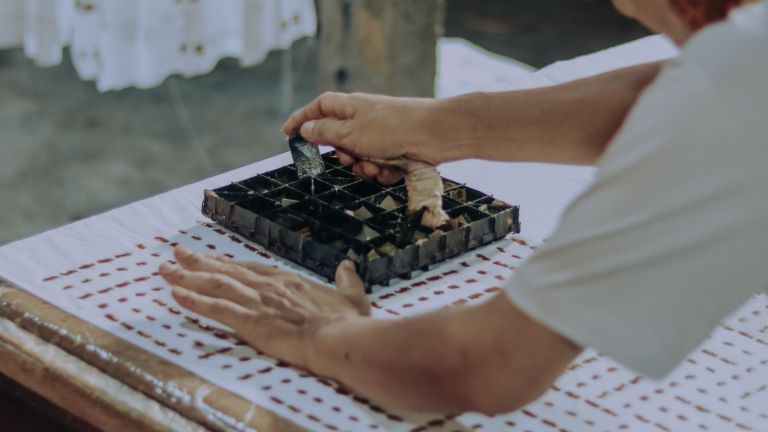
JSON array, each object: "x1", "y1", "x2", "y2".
[{"x1": 0, "y1": 279, "x2": 308, "y2": 431}]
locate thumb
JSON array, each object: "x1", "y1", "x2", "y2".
[
  {"x1": 300, "y1": 119, "x2": 351, "y2": 149},
  {"x1": 335, "y1": 260, "x2": 370, "y2": 316}
]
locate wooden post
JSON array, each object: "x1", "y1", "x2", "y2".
[{"x1": 317, "y1": 0, "x2": 443, "y2": 97}]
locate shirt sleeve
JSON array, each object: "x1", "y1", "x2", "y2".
[{"x1": 504, "y1": 20, "x2": 768, "y2": 379}]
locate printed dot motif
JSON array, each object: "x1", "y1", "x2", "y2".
[{"x1": 37, "y1": 223, "x2": 768, "y2": 431}]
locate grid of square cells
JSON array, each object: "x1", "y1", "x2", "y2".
[
  {"x1": 203, "y1": 151, "x2": 519, "y2": 290},
  {"x1": 38, "y1": 223, "x2": 768, "y2": 431}
]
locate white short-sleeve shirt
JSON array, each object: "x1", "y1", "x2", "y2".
[{"x1": 504, "y1": 3, "x2": 768, "y2": 379}]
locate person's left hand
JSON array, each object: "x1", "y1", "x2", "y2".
[{"x1": 158, "y1": 245, "x2": 371, "y2": 371}]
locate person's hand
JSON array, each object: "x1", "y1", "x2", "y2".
[
  {"x1": 158, "y1": 245, "x2": 370, "y2": 371},
  {"x1": 282, "y1": 92, "x2": 446, "y2": 184}
]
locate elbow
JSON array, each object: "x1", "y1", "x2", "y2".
[
  {"x1": 457, "y1": 360, "x2": 555, "y2": 416},
  {"x1": 465, "y1": 384, "x2": 546, "y2": 416}
]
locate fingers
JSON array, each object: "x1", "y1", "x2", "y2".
[
  {"x1": 171, "y1": 246, "x2": 306, "y2": 310},
  {"x1": 171, "y1": 286, "x2": 302, "y2": 348},
  {"x1": 359, "y1": 161, "x2": 381, "y2": 178},
  {"x1": 175, "y1": 246, "x2": 279, "y2": 277},
  {"x1": 281, "y1": 92, "x2": 352, "y2": 136},
  {"x1": 377, "y1": 166, "x2": 404, "y2": 185},
  {"x1": 337, "y1": 151, "x2": 401, "y2": 184},
  {"x1": 163, "y1": 260, "x2": 309, "y2": 325},
  {"x1": 170, "y1": 285, "x2": 254, "y2": 330},
  {"x1": 171, "y1": 247, "x2": 309, "y2": 314},
  {"x1": 351, "y1": 162, "x2": 370, "y2": 180},
  {"x1": 351, "y1": 161, "x2": 403, "y2": 184},
  {"x1": 299, "y1": 119, "x2": 351, "y2": 147},
  {"x1": 354, "y1": 161, "x2": 383, "y2": 180},
  {"x1": 335, "y1": 261, "x2": 371, "y2": 316},
  {"x1": 347, "y1": 160, "x2": 406, "y2": 184},
  {"x1": 208, "y1": 254, "x2": 280, "y2": 276},
  {"x1": 160, "y1": 262, "x2": 260, "y2": 308},
  {"x1": 173, "y1": 246, "x2": 274, "y2": 286},
  {"x1": 336, "y1": 150, "x2": 355, "y2": 166}
]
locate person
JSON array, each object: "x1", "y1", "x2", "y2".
[{"x1": 157, "y1": 0, "x2": 767, "y2": 415}]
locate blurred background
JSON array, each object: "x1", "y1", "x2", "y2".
[{"x1": 0, "y1": 0, "x2": 647, "y2": 247}]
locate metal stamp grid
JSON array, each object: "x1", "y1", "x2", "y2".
[{"x1": 202, "y1": 152, "x2": 521, "y2": 291}]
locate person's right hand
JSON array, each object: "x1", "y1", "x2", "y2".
[{"x1": 281, "y1": 92, "x2": 446, "y2": 184}]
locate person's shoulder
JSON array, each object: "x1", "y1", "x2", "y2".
[
  {"x1": 635, "y1": 3, "x2": 767, "y2": 117},
  {"x1": 649, "y1": 1, "x2": 768, "y2": 153},
  {"x1": 727, "y1": 1, "x2": 768, "y2": 39},
  {"x1": 600, "y1": 2, "x2": 768, "y2": 187},
  {"x1": 679, "y1": 2, "x2": 768, "y2": 85}
]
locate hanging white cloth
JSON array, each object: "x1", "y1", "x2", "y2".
[{"x1": 0, "y1": 0, "x2": 316, "y2": 91}]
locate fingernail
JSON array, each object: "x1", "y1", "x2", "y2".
[
  {"x1": 175, "y1": 245, "x2": 193, "y2": 258},
  {"x1": 203, "y1": 252, "x2": 218, "y2": 259},
  {"x1": 159, "y1": 262, "x2": 177, "y2": 275},
  {"x1": 300, "y1": 121, "x2": 316, "y2": 136},
  {"x1": 171, "y1": 285, "x2": 187, "y2": 298},
  {"x1": 364, "y1": 164, "x2": 378, "y2": 177}
]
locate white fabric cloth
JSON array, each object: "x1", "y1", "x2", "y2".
[
  {"x1": 0, "y1": 0, "x2": 316, "y2": 91},
  {"x1": 506, "y1": 2, "x2": 768, "y2": 379},
  {"x1": 435, "y1": 37, "x2": 534, "y2": 99}
]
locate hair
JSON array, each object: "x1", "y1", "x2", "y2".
[{"x1": 668, "y1": 0, "x2": 746, "y2": 29}]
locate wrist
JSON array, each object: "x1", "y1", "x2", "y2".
[
  {"x1": 305, "y1": 316, "x2": 372, "y2": 380},
  {"x1": 424, "y1": 93, "x2": 493, "y2": 162}
]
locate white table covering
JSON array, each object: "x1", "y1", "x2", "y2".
[{"x1": 2, "y1": 35, "x2": 767, "y2": 432}]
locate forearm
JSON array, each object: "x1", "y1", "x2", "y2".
[
  {"x1": 309, "y1": 295, "x2": 580, "y2": 414},
  {"x1": 431, "y1": 61, "x2": 662, "y2": 165},
  {"x1": 310, "y1": 309, "x2": 479, "y2": 413}
]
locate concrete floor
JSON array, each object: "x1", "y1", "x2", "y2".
[{"x1": 0, "y1": 40, "x2": 318, "y2": 245}]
